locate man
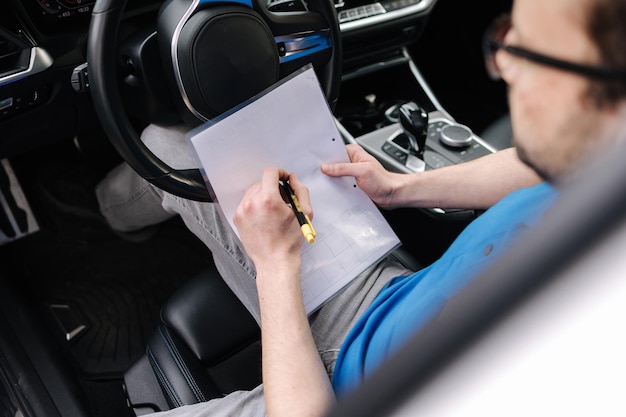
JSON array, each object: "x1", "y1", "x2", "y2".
[{"x1": 132, "y1": 0, "x2": 626, "y2": 415}]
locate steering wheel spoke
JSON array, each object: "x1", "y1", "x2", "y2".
[{"x1": 276, "y1": 29, "x2": 332, "y2": 63}]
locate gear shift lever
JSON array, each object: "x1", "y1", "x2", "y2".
[{"x1": 398, "y1": 102, "x2": 429, "y2": 158}]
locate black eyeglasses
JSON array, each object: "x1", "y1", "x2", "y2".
[{"x1": 482, "y1": 14, "x2": 626, "y2": 82}]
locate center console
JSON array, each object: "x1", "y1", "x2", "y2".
[
  {"x1": 336, "y1": 48, "x2": 497, "y2": 177},
  {"x1": 334, "y1": 45, "x2": 499, "y2": 263}
]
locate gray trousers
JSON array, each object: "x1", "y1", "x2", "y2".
[{"x1": 95, "y1": 124, "x2": 411, "y2": 416}]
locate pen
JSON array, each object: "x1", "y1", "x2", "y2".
[{"x1": 280, "y1": 180, "x2": 316, "y2": 244}]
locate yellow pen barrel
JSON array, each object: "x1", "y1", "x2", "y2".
[{"x1": 301, "y1": 215, "x2": 316, "y2": 244}]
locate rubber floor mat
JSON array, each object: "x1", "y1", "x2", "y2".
[{"x1": 5, "y1": 209, "x2": 215, "y2": 376}]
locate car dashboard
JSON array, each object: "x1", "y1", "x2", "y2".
[{"x1": 0, "y1": 0, "x2": 437, "y2": 152}]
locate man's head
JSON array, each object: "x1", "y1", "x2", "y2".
[{"x1": 487, "y1": 0, "x2": 626, "y2": 183}]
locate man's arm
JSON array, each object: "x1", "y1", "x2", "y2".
[
  {"x1": 234, "y1": 168, "x2": 335, "y2": 417},
  {"x1": 322, "y1": 145, "x2": 541, "y2": 210}
]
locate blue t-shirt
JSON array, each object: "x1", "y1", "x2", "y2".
[{"x1": 332, "y1": 183, "x2": 558, "y2": 395}]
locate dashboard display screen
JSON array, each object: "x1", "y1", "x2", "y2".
[
  {"x1": 36, "y1": 0, "x2": 97, "y2": 20},
  {"x1": 19, "y1": 0, "x2": 160, "y2": 34}
]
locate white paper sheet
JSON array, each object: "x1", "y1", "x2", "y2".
[{"x1": 189, "y1": 66, "x2": 400, "y2": 313}]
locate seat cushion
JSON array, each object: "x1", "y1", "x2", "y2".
[
  {"x1": 125, "y1": 268, "x2": 262, "y2": 412},
  {"x1": 161, "y1": 269, "x2": 260, "y2": 363}
]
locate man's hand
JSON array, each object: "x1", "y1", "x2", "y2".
[
  {"x1": 321, "y1": 143, "x2": 405, "y2": 209},
  {"x1": 234, "y1": 168, "x2": 312, "y2": 272},
  {"x1": 323, "y1": 145, "x2": 543, "y2": 210}
]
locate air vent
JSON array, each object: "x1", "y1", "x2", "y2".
[
  {"x1": 0, "y1": 39, "x2": 30, "y2": 78},
  {"x1": 0, "y1": 27, "x2": 52, "y2": 85},
  {"x1": 0, "y1": 27, "x2": 31, "y2": 80}
]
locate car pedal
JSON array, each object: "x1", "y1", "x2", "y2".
[{"x1": 0, "y1": 159, "x2": 39, "y2": 245}]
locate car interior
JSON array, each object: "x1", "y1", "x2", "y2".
[{"x1": 1, "y1": 0, "x2": 517, "y2": 416}]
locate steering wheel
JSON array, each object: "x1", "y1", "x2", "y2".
[{"x1": 87, "y1": 0, "x2": 342, "y2": 202}]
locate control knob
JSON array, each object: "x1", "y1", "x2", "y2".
[{"x1": 440, "y1": 123, "x2": 473, "y2": 148}]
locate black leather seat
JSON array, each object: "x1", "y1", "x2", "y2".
[
  {"x1": 123, "y1": 269, "x2": 262, "y2": 415},
  {"x1": 123, "y1": 248, "x2": 421, "y2": 415}
]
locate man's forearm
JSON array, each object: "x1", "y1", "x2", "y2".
[
  {"x1": 257, "y1": 264, "x2": 335, "y2": 417},
  {"x1": 392, "y1": 148, "x2": 542, "y2": 209}
]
